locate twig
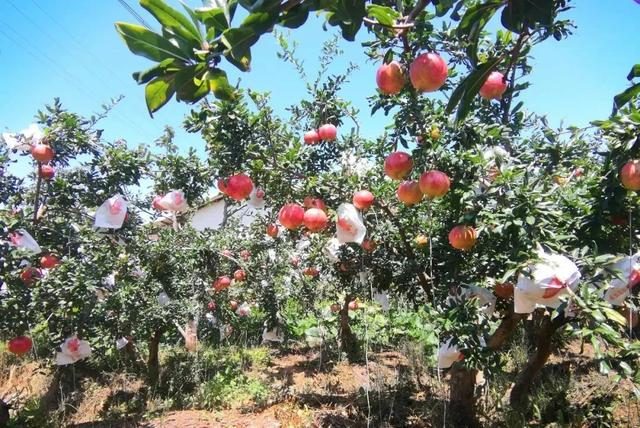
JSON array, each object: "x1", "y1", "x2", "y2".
[
  {"x1": 32, "y1": 163, "x2": 42, "y2": 224},
  {"x1": 405, "y1": 0, "x2": 430, "y2": 23}
]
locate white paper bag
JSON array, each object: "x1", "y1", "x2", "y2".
[
  {"x1": 336, "y1": 203, "x2": 366, "y2": 244},
  {"x1": 94, "y1": 194, "x2": 128, "y2": 229}
]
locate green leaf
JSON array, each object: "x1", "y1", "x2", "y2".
[
  {"x1": 602, "y1": 307, "x2": 627, "y2": 326},
  {"x1": 366, "y1": 5, "x2": 399, "y2": 27},
  {"x1": 115, "y1": 22, "x2": 189, "y2": 62},
  {"x1": 140, "y1": 0, "x2": 202, "y2": 46},
  {"x1": 221, "y1": 27, "x2": 258, "y2": 70},
  {"x1": 180, "y1": 1, "x2": 204, "y2": 39},
  {"x1": 628, "y1": 64, "x2": 640, "y2": 81},
  {"x1": 446, "y1": 56, "x2": 505, "y2": 123},
  {"x1": 174, "y1": 64, "x2": 209, "y2": 103},
  {"x1": 132, "y1": 58, "x2": 181, "y2": 84},
  {"x1": 208, "y1": 69, "x2": 236, "y2": 101},
  {"x1": 435, "y1": 0, "x2": 455, "y2": 17},
  {"x1": 242, "y1": 10, "x2": 279, "y2": 34},
  {"x1": 613, "y1": 83, "x2": 640, "y2": 113},
  {"x1": 145, "y1": 74, "x2": 177, "y2": 116},
  {"x1": 195, "y1": 7, "x2": 229, "y2": 38},
  {"x1": 280, "y1": 4, "x2": 309, "y2": 29},
  {"x1": 456, "y1": 0, "x2": 502, "y2": 66}
]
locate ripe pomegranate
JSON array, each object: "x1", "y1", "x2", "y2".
[
  {"x1": 361, "y1": 239, "x2": 377, "y2": 252},
  {"x1": 207, "y1": 301, "x2": 217, "y2": 311},
  {"x1": 152, "y1": 195, "x2": 164, "y2": 211},
  {"x1": 7, "y1": 336, "x2": 32, "y2": 356},
  {"x1": 384, "y1": 151, "x2": 413, "y2": 180},
  {"x1": 213, "y1": 276, "x2": 231, "y2": 292},
  {"x1": 290, "y1": 256, "x2": 300, "y2": 267},
  {"x1": 20, "y1": 267, "x2": 41, "y2": 285},
  {"x1": 40, "y1": 254, "x2": 60, "y2": 269},
  {"x1": 397, "y1": 181, "x2": 423, "y2": 205},
  {"x1": 278, "y1": 203, "x2": 305, "y2": 230},
  {"x1": 304, "y1": 208, "x2": 328, "y2": 232},
  {"x1": 229, "y1": 300, "x2": 239, "y2": 311},
  {"x1": 419, "y1": 170, "x2": 451, "y2": 198},
  {"x1": 31, "y1": 144, "x2": 54, "y2": 163},
  {"x1": 221, "y1": 249, "x2": 233, "y2": 258},
  {"x1": 225, "y1": 174, "x2": 254, "y2": 201},
  {"x1": 234, "y1": 269, "x2": 246, "y2": 282},
  {"x1": 303, "y1": 267, "x2": 320, "y2": 277},
  {"x1": 266, "y1": 223, "x2": 279, "y2": 237},
  {"x1": 303, "y1": 197, "x2": 327, "y2": 212},
  {"x1": 330, "y1": 303, "x2": 341, "y2": 313},
  {"x1": 217, "y1": 179, "x2": 228, "y2": 195},
  {"x1": 240, "y1": 250, "x2": 251, "y2": 261},
  {"x1": 621, "y1": 160, "x2": 640, "y2": 190},
  {"x1": 448, "y1": 225, "x2": 477, "y2": 251},
  {"x1": 479, "y1": 71, "x2": 507, "y2": 100},
  {"x1": 39, "y1": 164, "x2": 55, "y2": 180},
  {"x1": 348, "y1": 300, "x2": 359, "y2": 310},
  {"x1": 494, "y1": 282, "x2": 514, "y2": 299},
  {"x1": 304, "y1": 130, "x2": 320, "y2": 144},
  {"x1": 353, "y1": 190, "x2": 375, "y2": 211},
  {"x1": 318, "y1": 124, "x2": 337, "y2": 141},
  {"x1": 376, "y1": 61, "x2": 405, "y2": 95},
  {"x1": 415, "y1": 235, "x2": 429, "y2": 247},
  {"x1": 409, "y1": 53, "x2": 448, "y2": 92}
]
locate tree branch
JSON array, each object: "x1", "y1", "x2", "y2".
[{"x1": 406, "y1": 0, "x2": 430, "y2": 23}]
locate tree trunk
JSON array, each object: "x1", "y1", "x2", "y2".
[
  {"x1": 0, "y1": 398, "x2": 9, "y2": 428},
  {"x1": 449, "y1": 366, "x2": 480, "y2": 427},
  {"x1": 447, "y1": 308, "x2": 524, "y2": 426},
  {"x1": 147, "y1": 329, "x2": 163, "y2": 385},
  {"x1": 510, "y1": 313, "x2": 567, "y2": 407},
  {"x1": 339, "y1": 295, "x2": 359, "y2": 361}
]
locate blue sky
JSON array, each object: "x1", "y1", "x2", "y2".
[{"x1": 0, "y1": 0, "x2": 639, "y2": 157}]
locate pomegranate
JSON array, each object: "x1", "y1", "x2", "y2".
[
  {"x1": 221, "y1": 249, "x2": 233, "y2": 258},
  {"x1": 494, "y1": 282, "x2": 514, "y2": 299},
  {"x1": 303, "y1": 197, "x2": 327, "y2": 212},
  {"x1": 303, "y1": 208, "x2": 328, "y2": 232},
  {"x1": 318, "y1": 124, "x2": 337, "y2": 141},
  {"x1": 217, "y1": 179, "x2": 228, "y2": 195},
  {"x1": 409, "y1": 53, "x2": 448, "y2": 92},
  {"x1": 207, "y1": 301, "x2": 217, "y2": 311},
  {"x1": 39, "y1": 164, "x2": 55, "y2": 180},
  {"x1": 397, "y1": 181, "x2": 423, "y2": 205},
  {"x1": 213, "y1": 276, "x2": 231, "y2": 292},
  {"x1": 419, "y1": 170, "x2": 451, "y2": 198},
  {"x1": 20, "y1": 267, "x2": 41, "y2": 285},
  {"x1": 229, "y1": 300, "x2": 239, "y2": 311},
  {"x1": 31, "y1": 144, "x2": 54, "y2": 163},
  {"x1": 479, "y1": 71, "x2": 507, "y2": 100},
  {"x1": 303, "y1": 266, "x2": 320, "y2": 277},
  {"x1": 290, "y1": 256, "x2": 300, "y2": 267},
  {"x1": 304, "y1": 130, "x2": 320, "y2": 144},
  {"x1": 376, "y1": 61, "x2": 405, "y2": 95},
  {"x1": 448, "y1": 225, "x2": 477, "y2": 251},
  {"x1": 348, "y1": 300, "x2": 359, "y2": 310},
  {"x1": 384, "y1": 151, "x2": 413, "y2": 180},
  {"x1": 40, "y1": 254, "x2": 60, "y2": 269},
  {"x1": 7, "y1": 336, "x2": 32, "y2": 355},
  {"x1": 330, "y1": 303, "x2": 341, "y2": 313},
  {"x1": 266, "y1": 223, "x2": 279, "y2": 237},
  {"x1": 152, "y1": 195, "x2": 164, "y2": 211},
  {"x1": 278, "y1": 203, "x2": 305, "y2": 230},
  {"x1": 430, "y1": 127, "x2": 441, "y2": 141},
  {"x1": 225, "y1": 174, "x2": 254, "y2": 201},
  {"x1": 352, "y1": 190, "x2": 375, "y2": 211},
  {"x1": 361, "y1": 239, "x2": 377, "y2": 252},
  {"x1": 234, "y1": 269, "x2": 246, "y2": 282},
  {"x1": 621, "y1": 160, "x2": 640, "y2": 190},
  {"x1": 240, "y1": 250, "x2": 251, "y2": 261}
]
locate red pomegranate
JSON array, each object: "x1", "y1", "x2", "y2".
[
  {"x1": 384, "y1": 152, "x2": 413, "y2": 180},
  {"x1": 20, "y1": 267, "x2": 41, "y2": 285},
  {"x1": 409, "y1": 53, "x2": 448, "y2": 92},
  {"x1": 448, "y1": 225, "x2": 477, "y2": 251},
  {"x1": 225, "y1": 174, "x2": 254, "y2": 201},
  {"x1": 303, "y1": 208, "x2": 328, "y2": 232},
  {"x1": 230, "y1": 300, "x2": 239, "y2": 311},
  {"x1": 7, "y1": 336, "x2": 33, "y2": 356},
  {"x1": 39, "y1": 164, "x2": 55, "y2": 180},
  {"x1": 207, "y1": 301, "x2": 217, "y2": 311},
  {"x1": 303, "y1": 267, "x2": 320, "y2": 277},
  {"x1": 234, "y1": 269, "x2": 246, "y2": 282},
  {"x1": 40, "y1": 254, "x2": 60, "y2": 269},
  {"x1": 353, "y1": 190, "x2": 375, "y2": 211},
  {"x1": 278, "y1": 203, "x2": 305, "y2": 230},
  {"x1": 304, "y1": 130, "x2": 320, "y2": 144},
  {"x1": 494, "y1": 282, "x2": 514, "y2": 299},
  {"x1": 376, "y1": 61, "x2": 405, "y2": 95},
  {"x1": 213, "y1": 276, "x2": 231, "y2": 292},
  {"x1": 621, "y1": 160, "x2": 640, "y2": 190},
  {"x1": 303, "y1": 197, "x2": 327, "y2": 212},
  {"x1": 479, "y1": 71, "x2": 507, "y2": 100},
  {"x1": 348, "y1": 300, "x2": 359, "y2": 310},
  {"x1": 240, "y1": 250, "x2": 251, "y2": 261},
  {"x1": 266, "y1": 223, "x2": 279, "y2": 237},
  {"x1": 361, "y1": 239, "x2": 377, "y2": 252},
  {"x1": 31, "y1": 144, "x2": 54, "y2": 163},
  {"x1": 419, "y1": 170, "x2": 451, "y2": 198},
  {"x1": 318, "y1": 124, "x2": 337, "y2": 141},
  {"x1": 397, "y1": 181, "x2": 423, "y2": 205}
]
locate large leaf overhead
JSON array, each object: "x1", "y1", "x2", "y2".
[{"x1": 115, "y1": 22, "x2": 190, "y2": 62}]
